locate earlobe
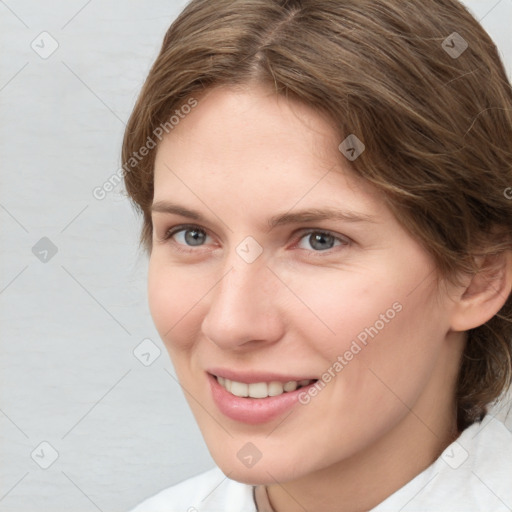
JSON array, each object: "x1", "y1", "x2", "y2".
[{"x1": 449, "y1": 251, "x2": 512, "y2": 332}]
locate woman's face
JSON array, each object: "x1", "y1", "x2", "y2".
[{"x1": 148, "y1": 84, "x2": 464, "y2": 484}]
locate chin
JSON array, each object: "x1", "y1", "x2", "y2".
[
  {"x1": 207, "y1": 442, "x2": 312, "y2": 486},
  {"x1": 215, "y1": 460, "x2": 295, "y2": 486}
]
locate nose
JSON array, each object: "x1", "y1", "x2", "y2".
[{"x1": 201, "y1": 256, "x2": 285, "y2": 351}]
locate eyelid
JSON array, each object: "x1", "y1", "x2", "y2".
[{"x1": 164, "y1": 223, "x2": 206, "y2": 237}]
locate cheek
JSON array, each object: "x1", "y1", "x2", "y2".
[
  {"x1": 147, "y1": 257, "x2": 209, "y2": 351},
  {"x1": 290, "y1": 262, "x2": 445, "y2": 386},
  {"x1": 367, "y1": 287, "x2": 446, "y2": 383},
  {"x1": 283, "y1": 268, "x2": 394, "y2": 352},
  {"x1": 332, "y1": 281, "x2": 446, "y2": 419}
]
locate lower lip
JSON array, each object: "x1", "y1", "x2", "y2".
[{"x1": 208, "y1": 373, "x2": 317, "y2": 425}]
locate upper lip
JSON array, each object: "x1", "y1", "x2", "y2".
[{"x1": 207, "y1": 368, "x2": 318, "y2": 384}]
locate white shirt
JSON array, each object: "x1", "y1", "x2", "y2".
[{"x1": 129, "y1": 414, "x2": 512, "y2": 511}]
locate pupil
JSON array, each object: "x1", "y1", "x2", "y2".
[
  {"x1": 185, "y1": 229, "x2": 206, "y2": 246},
  {"x1": 310, "y1": 232, "x2": 334, "y2": 251}
]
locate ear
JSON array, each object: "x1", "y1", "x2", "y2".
[{"x1": 449, "y1": 251, "x2": 512, "y2": 332}]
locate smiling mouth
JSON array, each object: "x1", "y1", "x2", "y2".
[{"x1": 215, "y1": 375, "x2": 317, "y2": 398}]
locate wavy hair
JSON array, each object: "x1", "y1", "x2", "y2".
[{"x1": 122, "y1": 0, "x2": 512, "y2": 430}]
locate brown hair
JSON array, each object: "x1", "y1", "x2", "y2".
[{"x1": 122, "y1": 0, "x2": 512, "y2": 430}]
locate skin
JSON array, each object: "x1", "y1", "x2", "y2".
[{"x1": 147, "y1": 84, "x2": 512, "y2": 512}]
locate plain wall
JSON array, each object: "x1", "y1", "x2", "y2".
[{"x1": 1, "y1": 1, "x2": 511, "y2": 510}]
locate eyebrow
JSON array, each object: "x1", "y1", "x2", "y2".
[{"x1": 150, "y1": 201, "x2": 377, "y2": 229}]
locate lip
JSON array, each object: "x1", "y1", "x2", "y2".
[
  {"x1": 207, "y1": 367, "x2": 318, "y2": 384},
  {"x1": 207, "y1": 372, "x2": 318, "y2": 425}
]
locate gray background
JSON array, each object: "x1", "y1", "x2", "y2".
[{"x1": 0, "y1": 1, "x2": 511, "y2": 511}]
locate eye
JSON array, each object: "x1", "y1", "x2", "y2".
[
  {"x1": 165, "y1": 225, "x2": 212, "y2": 247},
  {"x1": 297, "y1": 231, "x2": 347, "y2": 251}
]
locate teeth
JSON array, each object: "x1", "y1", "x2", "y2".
[
  {"x1": 283, "y1": 381, "x2": 297, "y2": 392},
  {"x1": 268, "y1": 381, "x2": 284, "y2": 396},
  {"x1": 230, "y1": 381, "x2": 248, "y2": 397},
  {"x1": 249, "y1": 382, "x2": 268, "y2": 398},
  {"x1": 217, "y1": 377, "x2": 314, "y2": 398}
]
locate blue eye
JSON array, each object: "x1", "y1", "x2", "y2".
[
  {"x1": 162, "y1": 225, "x2": 349, "y2": 254},
  {"x1": 297, "y1": 231, "x2": 346, "y2": 251},
  {"x1": 168, "y1": 227, "x2": 210, "y2": 246}
]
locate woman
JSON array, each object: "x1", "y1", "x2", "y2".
[{"x1": 124, "y1": 0, "x2": 512, "y2": 510}]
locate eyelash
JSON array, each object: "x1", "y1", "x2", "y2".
[{"x1": 160, "y1": 224, "x2": 351, "y2": 255}]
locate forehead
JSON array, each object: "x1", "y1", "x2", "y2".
[
  {"x1": 152, "y1": 85, "x2": 382, "y2": 218},
  {"x1": 156, "y1": 85, "x2": 337, "y2": 168}
]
